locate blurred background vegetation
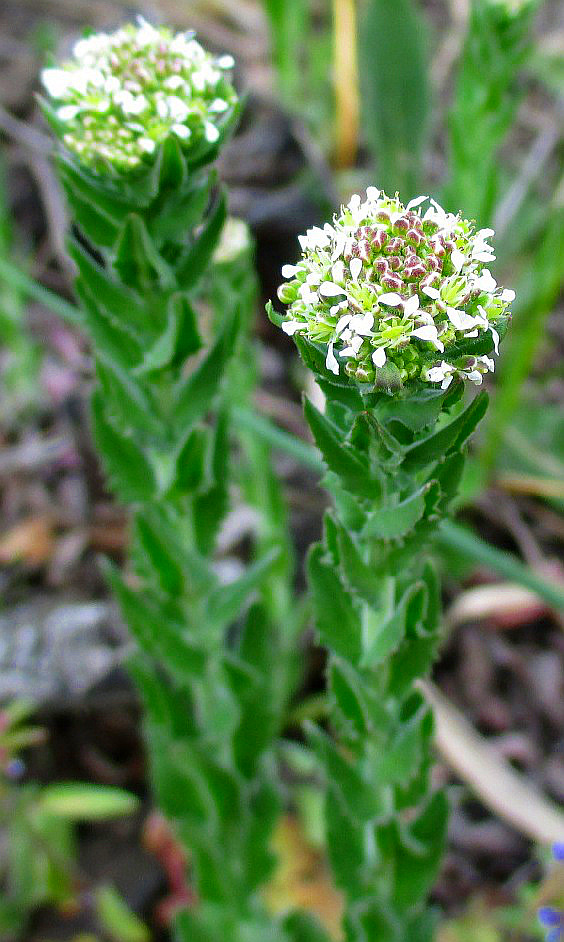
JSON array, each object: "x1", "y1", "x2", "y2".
[{"x1": 0, "y1": 0, "x2": 563, "y2": 939}]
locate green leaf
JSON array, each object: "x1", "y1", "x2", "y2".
[
  {"x1": 364, "y1": 485, "x2": 429, "y2": 540},
  {"x1": 402, "y1": 391, "x2": 489, "y2": 472},
  {"x1": 307, "y1": 723, "x2": 385, "y2": 821},
  {"x1": 304, "y1": 397, "x2": 380, "y2": 499},
  {"x1": 69, "y1": 237, "x2": 151, "y2": 343},
  {"x1": 92, "y1": 391, "x2": 156, "y2": 502},
  {"x1": 334, "y1": 517, "x2": 382, "y2": 607},
  {"x1": 361, "y1": 583, "x2": 424, "y2": 667},
  {"x1": 206, "y1": 549, "x2": 281, "y2": 628},
  {"x1": 174, "y1": 322, "x2": 232, "y2": 432},
  {"x1": 346, "y1": 900, "x2": 402, "y2": 942},
  {"x1": 283, "y1": 911, "x2": 331, "y2": 942},
  {"x1": 108, "y1": 563, "x2": 207, "y2": 679},
  {"x1": 40, "y1": 784, "x2": 138, "y2": 820},
  {"x1": 391, "y1": 790, "x2": 448, "y2": 912},
  {"x1": 96, "y1": 360, "x2": 161, "y2": 439},
  {"x1": 114, "y1": 213, "x2": 175, "y2": 292},
  {"x1": 134, "y1": 293, "x2": 202, "y2": 376},
  {"x1": 95, "y1": 885, "x2": 149, "y2": 942},
  {"x1": 329, "y1": 658, "x2": 371, "y2": 736},
  {"x1": 176, "y1": 191, "x2": 227, "y2": 291},
  {"x1": 174, "y1": 427, "x2": 208, "y2": 493},
  {"x1": 307, "y1": 544, "x2": 362, "y2": 663},
  {"x1": 134, "y1": 511, "x2": 184, "y2": 596},
  {"x1": 359, "y1": 0, "x2": 430, "y2": 197},
  {"x1": 193, "y1": 409, "x2": 230, "y2": 555}
]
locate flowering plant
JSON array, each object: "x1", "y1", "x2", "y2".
[
  {"x1": 271, "y1": 189, "x2": 515, "y2": 939},
  {"x1": 41, "y1": 23, "x2": 311, "y2": 942}
]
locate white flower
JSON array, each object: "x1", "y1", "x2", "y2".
[
  {"x1": 472, "y1": 269, "x2": 497, "y2": 293},
  {"x1": 447, "y1": 307, "x2": 480, "y2": 332},
  {"x1": 349, "y1": 312, "x2": 374, "y2": 335},
  {"x1": 427, "y1": 361, "x2": 456, "y2": 389},
  {"x1": 411, "y1": 325, "x2": 444, "y2": 351},
  {"x1": 281, "y1": 264, "x2": 299, "y2": 278}
]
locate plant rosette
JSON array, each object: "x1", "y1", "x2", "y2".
[{"x1": 276, "y1": 188, "x2": 514, "y2": 392}]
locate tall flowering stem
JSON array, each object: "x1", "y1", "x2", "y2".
[
  {"x1": 41, "y1": 23, "x2": 308, "y2": 942},
  {"x1": 271, "y1": 189, "x2": 514, "y2": 939}
]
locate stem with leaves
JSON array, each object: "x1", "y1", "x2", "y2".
[
  {"x1": 272, "y1": 188, "x2": 514, "y2": 939},
  {"x1": 40, "y1": 23, "x2": 311, "y2": 942}
]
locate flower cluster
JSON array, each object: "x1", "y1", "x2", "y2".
[
  {"x1": 277, "y1": 189, "x2": 515, "y2": 389},
  {"x1": 41, "y1": 19, "x2": 237, "y2": 172}
]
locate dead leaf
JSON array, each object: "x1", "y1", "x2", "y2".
[
  {"x1": 0, "y1": 515, "x2": 54, "y2": 566},
  {"x1": 263, "y1": 815, "x2": 344, "y2": 939},
  {"x1": 421, "y1": 680, "x2": 564, "y2": 845}
]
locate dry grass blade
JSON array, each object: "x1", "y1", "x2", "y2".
[{"x1": 420, "y1": 680, "x2": 564, "y2": 845}]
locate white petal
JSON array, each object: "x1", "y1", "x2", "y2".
[
  {"x1": 349, "y1": 313, "x2": 373, "y2": 336},
  {"x1": 451, "y1": 248, "x2": 466, "y2": 272},
  {"x1": 473, "y1": 250, "x2": 496, "y2": 263},
  {"x1": 350, "y1": 257, "x2": 363, "y2": 281},
  {"x1": 474, "y1": 269, "x2": 497, "y2": 293},
  {"x1": 172, "y1": 123, "x2": 191, "y2": 139},
  {"x1": 217, "y1": 54, "x2": 235, "y2": 69},
  {"x1": 403, "y1": 294, "x2": 420, "y2": 316},
  {"x1": 41, "y1": 68, "x2": 72, "y2": 98},
  {"x1": 332, "y1": 260, "x2": 345, "y2": 282},
  {"x1": 281, "y1": 264, "x2": 299, "y2": 278},
  {"x1": 411, "y1": 326, "x2": 444, "y2": 352},
  {"x1": 477, "y1": 228, "x2": 495, "y2": 239},
  {"x1": 57, "y1": 104, "x2": 80, "y2": 120},
  {"x1": 325, "y1": 342, "x2": 339, "y2": 375},
  {"x1": 378, "y1": 292, "x2": 403, "y2": 307},
  {"x1": 480, "y1": 356, "x2": 495, "y2": 372},
  {"x1": 467, "y1": 370, "x2": 483, "y2": 385},
  {"x1": 139, "y1": 137, "x2": 156, "y2": 153},
  {"x1": 447, "y1": 307, "x2": 478, "y2": 331},
  {"x1": 209, "y1": 97, "x2": 229, "y2": 113},
  {"x1": 282, "y1": 320, "x2": 305, "y2": 336},
  {"x1": 366, "y1": 186, "x2": 380, "y2": 201},
  {"x1": 441, "y1": 374, "x2": 454, "y2": 390},
  {"x1": 319, "y1": 281, "x2": 346, "y2": 298},
  {"x1": 336, "y1": 314, "x2": 352, "y2": 335},
  {"x1": 422, "y1": 285, "x2": 440, "y2": 300},
  {"x1": 501, "y1": 288, "x2": 516, "y2": 303},
  {"x1": 406, "y1": 195, "x2": 428, "y2": 210},
  {"x1": 204, "y1": 122, "x2": 220, "y2": 143},
  {"x1": 490, "y1": 326, "x2": 500, "y2": 355},
  {"x1": 372, "y1": 348, "x2": 386, "y2": 367}
]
